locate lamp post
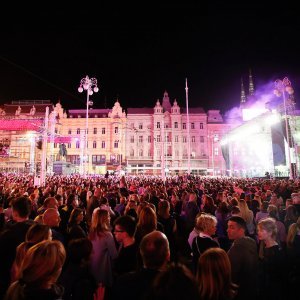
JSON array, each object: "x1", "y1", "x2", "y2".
[
  {"x1": 78, "y1": 75, "x2": 99, "y2": 177},
  {"x1": 274, "y1": 77, "x2": 294, "y2": 179}
]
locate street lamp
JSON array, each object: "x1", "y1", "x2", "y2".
[
  {"x1": 78, "y1": 75, "x2": 99, "y2": 177},
  {"x1": 274, "y1": 77, "x2": 294, "y2": 179}
]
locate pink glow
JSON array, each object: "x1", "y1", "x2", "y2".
[{"x1": 0, "y1": 120, "x2": 43, "y2": 131}]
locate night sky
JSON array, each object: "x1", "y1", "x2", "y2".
[{"x1": 1, "y1": 3, "x2": 300, "y2": 114}]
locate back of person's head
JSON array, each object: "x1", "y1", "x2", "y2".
[
  {"x1": 67, "y1": 238, "x2": 93, "y2": 264},
  {"x1": 258, "y1": 217, "x2": 277, "y2": 240},
  {"x1": 26, "y1": 223, "x2": 51, "y2": 243},
  {"x1": 147, "y1": 263, "x2": 200, "y2": 300},
  {"x1": 90, "y1": 208, "x2": 110, "y2": 237},
  {"x1": 12, "y1": 196, "x2": 31, "y2": 219},
  {"x1": 8, "y1": 240, "x2": 66, "y2": 298},
  {"x1": 197, "y1": 248, "x2": 236, "y2": 300},
  {"x1": 113, "y1": 215, "x2": 136, "y2": 237},
  {"x1": 43, "y1": 197, "x2": 58, "y2": 209},
  {"x1": 140, "y1": 231, "x2": 170, "y2": 269},
  {"x1": 287, "y1": 216, "x2": 300, "y2": 248},
  {"x1": 230, "y1": 205, "x2": 241, "y2": 216},
  {"x1": 43, "y1": 208, "x2": 60, "y2": 227},
  {"x1": 261, "y1": 201, "x2": 269, "y2": 211},
  {"x1": 267, "y1": 204, "x2": 279, "y2": 220},
  {"x1": 68, "y1": 208, "x2": 83, "y2": 226},
  {"x1": 138, "y1": 206, "x2": 157, "y2": 231},
  {"x1": 158, "y1": 200, "x2": 170, "y2": 217}
]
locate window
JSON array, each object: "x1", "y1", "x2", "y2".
[
  {"x1": 139, "y1": 136, "x2": 143, "y2": 143},
  {"x1": 93, "y1": 141, "x2": 97, "y2": 148},
  {"x1": 148, "y1": 136, "x2": 151, "y2": 143},
  {"x1": 139, "y1": 123, "x2": 143, "y2": 130},
  {"x1": 191, "y1": 123, "x2": 195, "y2": 129},
  {"x1": 191, "y1": 136, "x2": 195, "y2": 142},
  {"x1": 200, "y1": 123, "x2": 203, "y2": 129},
  {"x1": 101, "y1": 141, "x2": 105, "y2": 148},
  {"x1": 139, "y1": 149, "x2": 143, "y2": 157},
  {"x1": 156, "y1": 135, "x2": 161, "y2": 142},
  {"x1": 67, "y1": 143, "x2": 71, "y2": 148},
  {"x1": 175, "y1": 136, "x2": 178, "y2": 142},
  {"x1": 200, "y1": 136, "x2": 204, "y2": 143},
  {"x1": 166, "y1": 135, "x2": 170, "y2": 142},
  {"x1": 174, "y1": 122, "x2": 178, "y2": 129},
  {"x1": 130, "y1": 136, "x2": 134, "y2": 143},
  {"x1": 77, "y1": 128, "x2": 80, "y2": 134},
  {"x1": 68, "y1": 129, "x2": 72, "y2": 134},
  {"x1": 93, "y1": 128, "x2": 97, "y2": 134},
  {"x1": 102, "y1": 128, "x2": 106, "y2": 134},
  {"x1": 148, "y1": 149, "x2": 151, "y2": 157},
  {"x1": 76, "y1": 141, "x2": 80, "y2": 148},
  {"x1": 183, "y1": 136, "x2": 187, "y2": 143},
  {"x1": 55, "y1": 128, "x2": 58, "y2": 134},
  {"x1": 157, "y1": 122, "x2": 160, "y2": 129},
  {"x1": 115, "y1": 127, "x2": 118, "y2": 134},
  {"x1": 114, "y1": 141, "x2": 119, "y2": 148},
  {"x1": 130, "y1": 149, "x2": 134, "y2": 157},
  {"x1": 54, "y1": 143, "x2": 57, "y2": 148},
  {"x1": 182, "y1": 123, "x2": 186, "y2": 129},
  {"x1": 214, "y1": 147, "x2": 219, "y2": 156}
]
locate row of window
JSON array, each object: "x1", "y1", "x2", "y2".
[
  {"x1": 61, "y1": 123, "x2": 205, "y2": 135},
  {"x1": 156, "y1": 122, "x2": 204, "y2": 129},
  {"x1": 54, "y1": 141, "x2": 118, "y2": 149},
  {"x1": 130, "y1": 136, "x2": 206, "y2": 143}
]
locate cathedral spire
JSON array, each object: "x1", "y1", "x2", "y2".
[
  {"x1": 249, "y1": 68, "x2": 254, "y2": 96},
  {"x1": 241, "y1": 77, "x2": 246, "y2": 104}
]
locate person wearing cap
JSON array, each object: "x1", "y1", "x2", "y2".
[{"x1": 227, "y1": 216, "x2": 259, "y2": 300}]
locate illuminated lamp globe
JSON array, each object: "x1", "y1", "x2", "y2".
[
  {"x1": 88, "y1": 90, "x2": 93, "y2": 96},
  {"x1": 78, "y1": 87, "x2": 83, "y2": 93},
  {"x1": 286, "y1": 86, "x2": 294, "y2": 94},
  {"x1": 94, "y1": 87, "x2": 99, "y2": 93}
]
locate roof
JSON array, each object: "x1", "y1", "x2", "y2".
[
  {"x1": 0, "y1": 119, "x2": 43, "y2": 131},
  {"x1": 127, "y1": 108, "x2": 154, "y2": 114},
  {"x1": 3, "y1": 103, "x2": 54, "y2": 115},
  {"x1": 182, "y1": 107, "x2": 205, "y2": 114}
]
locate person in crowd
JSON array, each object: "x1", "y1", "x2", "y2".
[
  {"x1": 182, "y1": 191, "x2": 200, "y2": 234},
  {"x1": 0, "y1": 196, "x2": 34, "y2": 298},
  {"x1": 197, "y1": 247, "x2": 238, "y2": 300},
  {"x1": 157, "y1": 200, "x2": 177, "y2": 261},
  {"x1": 255, "y1": 201, "x2": 269, "y2": 223},
  {"x1": 201, "y1": 194, "x2": 217, "y2": 216},
  {"x1": 227, "y1": 216, "x2": 259, "y2": 300},
  {"x1": 215, "y1": 201, "x2": 231, "y2": 251},
  {"x1": 113, "y1": 215, "x2": 139, "y2": 277},
  {"x1": 5, "y1": 240, "x2": 66, "y2": 300},
  {"x1": 59, "y1": 193, "x2": 78, "y2": 235},
  {"x1": 43, "y1": 208, "x2": 65, "y2": 245},
  {"x1": 112, "y1": 231, "x2": 170, "y2": 300},
  {"x1": 145, "y1": 263, "x2": 200, "y2": 300},
  {"x1": 66, "y1": 208, "x2": 87, "y2": 243},
  {"x1": 89, "y1": 208, "x2": 118, "y2": 299},
  {"x1": 284, "y1": 205, "x2": 298, "y2": 233},
  {"x1": 268, "y1": 204, "x2": 287, "y2": 248},
  {"x1": 135, "y1": 206, "x2": 164, "y2": 245},
  {"x1": 59, "y1": 238, "x2": 97, "y2": 300},
  {"x1": 191, "y1": 213, "x2": 219, "y2": 272},
  {"x1": 286, "y1": 216, "x2": 300, "y2": 295},
  {"x1": 238, "y1": 199, "x2": 256, "y2": 238},
  {"x1": 257, "y1": 217, "x2": 286, "y2": 300},
  {"x1": 11, "y1": 223, "x2": 52, "y2": 281}
]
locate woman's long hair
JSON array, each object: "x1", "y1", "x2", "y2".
[
  {"x1": 197, "y1": 248, "x2": 237, "y2": 300},
  {"x1": 137, "y1": 206, "x2": 157, "y2": 235},
  {"x1": 6, "y1": 240, "x2": 66, "y2": 300},
  {"x1": 287, "y1": 216, "x2": 300, "y2": 248},
  {"x1": 89, "y1": 208, "x2": 110, "y2": 240}
]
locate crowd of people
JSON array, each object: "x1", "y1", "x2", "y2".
[{"x1": 0, "y1": 173, "x2": 300, "y2": 300}]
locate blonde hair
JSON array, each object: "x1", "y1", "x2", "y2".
[
  {"x1": 137, "y1": 206, "x2": 157, "y2": 234},
  {"x1": 197, "y1": 248, "x2": 237, "y2": 300},
  {"x1": 195, "y1": 214, "x2": 217, "y2": 234},
  {"x1": 6, "y1": 240, "x2": 66, "y2": 300},
  {"x1": 238, "y1": 199, "x2": 253, "y2": 224},
  {"x1": 287, "y1": 216, "x2": 300, "y2": 248},
  {"x1": 258, "y1": 217, "x2": 277, "y2": 240},
  {"x1": 89, "y1": 208, "x2": 110, "y2": 239},
  {"x1": 13, "y1": 224, "x2": 51, "y2": 280}
]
